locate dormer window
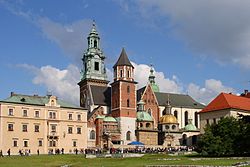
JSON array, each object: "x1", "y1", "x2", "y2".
[{"x1": 51, "y1": 100, "x2": 55, "y2": 106}]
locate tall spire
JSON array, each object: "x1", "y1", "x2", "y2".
[
  {"x1": 148, "y1": 64, "x2": 159, "y2": 92},
  {"x1": 80, "y1": 21, "x2": 108, "y2": 82}
]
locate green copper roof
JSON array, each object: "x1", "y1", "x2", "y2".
[
  {"x1": 0, "y1": 93, "x2": 83, "y2": 110},
  {"x1": 184, "y1": 122, "x2": 198, "y2": 131},
  {"x1": 96, "y1": 115, "x2": 105, "y2": 119},
  {"x1": 137, "y1": 111, "x2": 153, "y2": 122},
  {"x1": 151, "y1": 83, "x2": 160, "y2": 92},
  {"x1": 103, "y1": 116, "x2": 117, "y2": 122}
]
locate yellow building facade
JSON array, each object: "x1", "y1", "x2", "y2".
[{"x1": 0, "y1": 93, "x2": 87, "y2": 155}]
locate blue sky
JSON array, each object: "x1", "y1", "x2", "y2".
[{"x1": 1, "y1": 0, "x2": 250, "y2": 105}]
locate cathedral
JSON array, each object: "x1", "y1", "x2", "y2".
[{"x1": 78, "y1": 22, "x2": 204, "y2": 149}]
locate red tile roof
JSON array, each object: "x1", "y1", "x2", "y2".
[{"x1": 200, "y1": 93, "x2": 250, "y2": 113}]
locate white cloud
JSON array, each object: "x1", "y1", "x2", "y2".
[
  {"x1": 37, "y1": 18, "x2": 92, "y2": 65},
  {"x1": 187, "y1": 79, "x2": 234, "y2": 104},
  {"x1": 19, "y1": 62, "x2": 233, "y2": 105},
  {"x1": 118, "y1": 0, "x2": 250, "y2": 68},
  {"x1": 132, "y1": 62, "x2": 182, "y2": 93},
  {"x1": 20, "y1": 64, "x2": 80, "y2": 105}
]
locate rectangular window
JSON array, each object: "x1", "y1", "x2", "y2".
[
  {"x1": 35, "y1": 125, "x2": 39, "y2": 132},
  {"x1": 35, "y1": 111, "x2": 40, "y2": 118},
  {"x1": 77, "y1": 127, "x2": 81, "y2": 134},
  {"x1": 68, "y1": 127, "x2": 73, "y2": 134},
  {"x1": 49, "y1": 112, "x2": 56, "y2": 119},
  {"x1": 73, "y1": 141, "x2": 77, "y2": 147},
  {"x1": 22, "y1": 125, "x2": 28, "y2": 132},
  {"x1": 8, "y1": 124, "x2": 13, "y2": 131},
  {"x1": 213, "y1": 118, "x2": 216, "y2": 124},
  {"x1": 77, "y1": 114, "x2": 81, "y2": 121},
  {"x1": 23, "y1": 110, "x2": 28, "y2": 117},
  {"x1": 51, "y1": 125, "x2": 56, "y2": 133},
  {"x1": 38, "y1": 140, "x2": 42, "y2": 147},
  {"x1": 94, "y1": 62, "x2": 99, "y2": 71},
  {"x1": 13, "y1": 140, "x2": 18, "y2": 147},
  {"x1": 49, "y1": 141, "x2": 56, "y2": 147},
  {"x1": 206, "y1": 119, "x2": 209, "y2": 125},
  {"x1": 53, "y1": 112, "x2": 56, "y2": 119},
  {"x1": 24, "y1": 141, "x2": 28, "y2": 147},
  {"x1": 8, "y1": 109, "x2": 14, "y2": 116},
  {"x1": 68, "y1": 113, "x2": 73, "y2": 120}
]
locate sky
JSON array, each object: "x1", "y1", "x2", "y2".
[{"x1": 1, "y1": 0, "x2": 250, "y2": 105}]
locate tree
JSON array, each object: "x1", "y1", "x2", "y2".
[{"x1": 197, "y1": 117, "x2": 241, "y2": 156}]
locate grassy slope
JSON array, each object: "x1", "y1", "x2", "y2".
[{"x1": 0, "y1": 154, "x2": 249, "y2": 167}]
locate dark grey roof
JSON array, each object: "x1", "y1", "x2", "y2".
[
  {"x1": 90, "y1": 85, "x2": 111, "y2": 106},
  {"x1": 154, "y1": 92, "x2": 205, "y2": 109},
  {"x1": 113, "y1": 48, "x2": 133, "y2": 68},
  {"x1": 137, "y1": 86, "x2": 146, "y2": 102}
]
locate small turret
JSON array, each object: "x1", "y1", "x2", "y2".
[{"x1": 148, "y1": 64, "x2": 159, "y2": 92}]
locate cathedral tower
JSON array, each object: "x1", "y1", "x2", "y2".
[
  {"x1": 78, "y1": 21, "x2": 109, "y2": 108},
  {"x1": 111, "y1": 48, "x2": 137, "y2": 144}
]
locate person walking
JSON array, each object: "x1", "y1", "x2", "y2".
[
  {"x1": 0, "y1": 150, "x2": 3, "y2": 157},
  {"x1": 7, "y1": 149, "x2": 10, "y2": 156}
]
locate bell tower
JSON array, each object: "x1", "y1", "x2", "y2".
[
  {"x1": 111, "y1": 48, "x2": 137, "y2": 144},
  {"x1": 78, "y1": 21, "x2": 108, "y2": 108},
  {"x1": 80, "y1": 21, "x2": 108, "y2": 83}
]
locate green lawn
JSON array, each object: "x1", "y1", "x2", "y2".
[{"x1": 0, "y1": 154, "x2": 249, "y2": 167}]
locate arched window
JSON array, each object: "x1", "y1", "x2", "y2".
[
  {"x1": 90, "y1": 130, "x2": 95, "y2": 140},
  {"x1": 127, "y1": 70, "x2": 130, "y2": 78},
  {"x1": 182, "y1": 134, "x2": 187, "y2": 145},
  {"x1": 165, "y1": 125, "x2": 169, "y2": 130},
  {"x1": 120, "y1": 70, "x2": 123, "y2": 78},
  {"x1": 172, "y1": 125, "x2": 176, "y2": 130},
  {"x1": 146, "y1": 123, "x2": 151, "y2": 128},
  {"x1": 127, "y1": 86, "x2": 130, "y2": 93},
  {"x1": 148, "y1": 108, "x2": 151, "y2": 116},
  {"x1": 126, "y1": 131, "x2": 131, "y2": 141},
  {"x1": 140, "y1": 123, "x2": 143, "y2": 128},
  {"x1": 94, "y1": 40, "x2": 97, "y2": 48},
  {"x1": 127, "y1": 99, "x2": 130, "y2": 107},
  {"x1": 174, "y1": 110, "x2": 178, "y2": 119},
  {"x1": 194, "y1": 112, "x2": 198, "y2": 128},
  {"x1": 185, "y1": 111, "x2": 188, "y2": 126}
]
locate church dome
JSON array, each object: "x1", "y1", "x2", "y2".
[
  {"x1": 184, "y1": 122, "x2": 197, "y2": 131},
  {"x1": 137, "y1": 111, "x2": 153, "y2": 122},
  {"x1": 103, "y1": 116, "x2": 117, "y2": 122},
  {"x1": 159, "y1": 114, "x2": 178, "y2": 124}
]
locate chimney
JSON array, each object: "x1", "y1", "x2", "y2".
[
  {"x1": 244, "y1": 89, "x2": 248, "y2": 95},
  {"x1": 11, "y1": 92, "x2": 15, "y2": 96}
]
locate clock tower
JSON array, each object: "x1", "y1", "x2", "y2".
[{"x1": 78, "y1": 21, "x2": 109, "y2": 108}]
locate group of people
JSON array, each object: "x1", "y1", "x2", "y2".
[
  {"x1": 0, "y1": 146, "x2": 195, "y2": 157},
  {"x1": 85, "y1": 146, "x2": 195, "y2": 155}
]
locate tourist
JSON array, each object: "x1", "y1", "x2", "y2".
[{"x1": 7, "y1": 149, "x2": 10, "y2": 156}]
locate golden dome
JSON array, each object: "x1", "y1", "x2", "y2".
[{"x1": 159, "y1": 114, "x2": 178, "y2": 124}]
